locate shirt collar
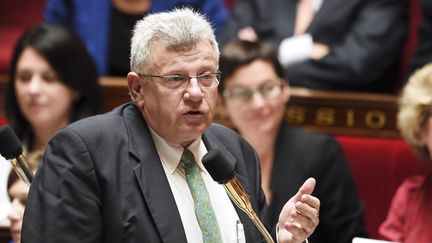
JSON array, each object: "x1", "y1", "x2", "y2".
[{"x1": 148, "y1": 127, "x2": 208, "y2": 174}]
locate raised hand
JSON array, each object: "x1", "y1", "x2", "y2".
[{"x1": 277, "y1": 178, "x2": 320, "y2": 243}]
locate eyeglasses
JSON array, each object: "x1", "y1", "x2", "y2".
[
  {"x1": 223, "y1": 80, "x2": 283, "y2": 102},
  {"x1": 138, "y1": 72, "x2": 221, "y2": 89}
]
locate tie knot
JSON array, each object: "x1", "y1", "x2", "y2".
[{"x1": 181, "y1": 149, "x2": 195, "y2": 165}]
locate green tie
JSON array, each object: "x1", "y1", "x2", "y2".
[{"x1": 181, "y1": 149, "x2": 222, "y2": 243}]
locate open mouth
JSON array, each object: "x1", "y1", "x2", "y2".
[{"x1": 186, "y1": 111, "x2": 203, "y2": 115}]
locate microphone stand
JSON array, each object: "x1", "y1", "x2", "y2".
[
  {"x1": 202, "y1": 149, "x2": 274, "y2": 243},
  {"x1": 224, "y1": 179, "x2": 274, "y2": 243},
  {"x1": 10, "y1": 154, "x2": 33, "y2": 186}
]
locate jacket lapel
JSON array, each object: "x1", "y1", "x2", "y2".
[{"x1": 124, "y1": 104, "x2": 187, "y2": 243}]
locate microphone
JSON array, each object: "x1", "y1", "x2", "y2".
[
  {"x1": 202, "y1": 149, "x2": 274, "y2": 243},
  {"x1": 0, "y1": 124, "x2": 33, "y2": 186}
]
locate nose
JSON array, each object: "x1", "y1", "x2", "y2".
[
  {"x1": 250, "y1": 92, "x2": 266, "y2": 108},
  {"x1": 27, "y1": 75, "x2": 43, "y2": 94},
  {"x1": 184, "y1": 77, "x2": 204, "y2": 101},
  {"x1": 7, "y1": 199, "x2": 24, "y2": 222}
]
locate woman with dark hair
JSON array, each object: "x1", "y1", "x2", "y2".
[
  {"x1": 0, "y1": 23, "x2": 103, "y2": 240},
  {"x1": 219, "y1": 40, "x2": 367, "y2": 243},
  {"x1": 5, "y1": 22, "x2": 103, "y2": 149}
]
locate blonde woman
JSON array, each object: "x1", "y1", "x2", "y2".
[{"x1": 379, "y1": 63, "x2": 432, "y2": 242}]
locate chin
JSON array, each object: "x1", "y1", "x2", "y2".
[
  {"x1": 188, "y1": 126, "x2": 207, "y2": 136},
  {"x1": 183, "y1": 124, "x2": 208, "y2": 137}
]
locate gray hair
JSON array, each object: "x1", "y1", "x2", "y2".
[{"x1": 130, "y1": 8, "x2": 219, "y2": 73}]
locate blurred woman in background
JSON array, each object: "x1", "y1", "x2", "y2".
[
  {"x1": 0, "y1": 22, "x2": 103, "y2": 242},
  {"x1": 218, "y1": 40, "x2": 367, "y2": 243},
  {"x1": 5, "y1": 22, "x2": 103, "y2": 166},
  {"x1": 379, "y1": 63, "x2": 432, "y2": 242}
]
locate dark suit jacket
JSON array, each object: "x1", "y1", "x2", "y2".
[
  {"x1": 21, "y1": 103, "x2": 267, "y2": 243},
  {"x1": 220, "y1": 0, "x2": 408, "y2": 92},
  {"x1": 410, "y1": 0, "x2": 432, "y2": 74},
  {"x1": 264, "y1": 124, "x2": 367, "y2": 243}
]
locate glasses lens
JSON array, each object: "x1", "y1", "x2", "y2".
[
  {"x1": 259, "y1": 81, "x2": 282, "y2": 99},
  {"x1": 225, "y1": 80, "x2": 282, "y2": 102},
  {"x1": 163, "y1": 76, "x2": 189, "y2": 89},
  {"x1": 198, "y1": 73, "x2": 220, "y2": 87},
  {"x1": 225, "y1": 87, "x2": 253, "y2": 101}
]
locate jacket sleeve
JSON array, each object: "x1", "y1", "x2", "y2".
[
  {"x1": 21, "y1": 128, "x2": 102, "y2": 243},
  {"x1": 218, "y1": 0, "x2": 260, "y2": 47},
  {"x1": 286, "y1": 0, "x2": 408, "y2": 87}
]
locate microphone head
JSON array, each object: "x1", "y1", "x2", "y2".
[
  {"x1": 202, "y1": 149, "x2": 235, "y2": 184},
  {"x1": 0, "y1": 124, "x2": 23, "y2": 159}
]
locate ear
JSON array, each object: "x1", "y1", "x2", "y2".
[{"x1": 127, "y1": 72, "x2": 145, "y2": 109}]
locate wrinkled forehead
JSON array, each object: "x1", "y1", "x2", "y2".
[{"x1": 147, "y1": 39, "x2": 218, "y2": 70}]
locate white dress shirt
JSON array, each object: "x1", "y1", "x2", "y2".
[{"x1": 149, "y1": 128, "x2": 245, "y2": 243}]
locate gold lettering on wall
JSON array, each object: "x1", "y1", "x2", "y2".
[
  {"x1": 365, "y1": 110, "x2": 386, "y2": 129},
  {"x1": 286, "y1": 106, "x2": 306, "y2": 124},
  {"x1": 315, "y1": 107, "x2": 335, "y2": 126},
  {"x1": 346, "y1": 109, "x2": 355, "y2": 128}
]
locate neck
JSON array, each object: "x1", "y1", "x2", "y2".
[
  {"x1": 31, "y1": 121, "x2": 69, "y2": 151},
  {"x1": 240, "y1": 126, "x2": 279, "y2": 161}
]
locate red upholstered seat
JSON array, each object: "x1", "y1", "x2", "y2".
[
  {"x1": 336, "y1": 135, "x2": 431, "y2": 239},
  {"x1": 0, "y1": 0, "x2": 45, "y2": 74},
  {"x1": 0, "y1": 118, "x2": 7, "y2": 126}
]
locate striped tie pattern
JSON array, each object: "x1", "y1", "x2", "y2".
[{"x1": 181, "y1": 149, "x2": 222, "y2": 243}]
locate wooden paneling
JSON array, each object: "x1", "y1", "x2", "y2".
[{"x1": 0, "y1": 75, "x2": 401, "y2": 138}]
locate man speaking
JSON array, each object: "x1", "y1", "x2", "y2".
[{"x1": 21, "y1": 8, "x2": 319, "y2": 243}]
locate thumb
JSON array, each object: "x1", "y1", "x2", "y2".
[{"x1": 292, "y1": 177, "x2": 316, "y2": 201}]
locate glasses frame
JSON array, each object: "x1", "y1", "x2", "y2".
[
  {"x1": 223, "y1": 79, "x2": 284, "y2": 102},
  {"x1": 138, "y1": 72, "x2": 221, "y2": 89}
]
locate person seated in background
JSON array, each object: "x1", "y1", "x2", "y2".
[
  {"x1": 43, "y1": 0, "x2": 228, "y2": 76},
  {"x1": 6, "y1": 165, "x2": 36, "y2": 243},
  {"x1": 218, "y1": 40, "x2": 367, "y2": 243},
  {"x1": 409, "y1": 0, "x2": 432, "y2": 74},
  {"x1": 0, "y1": 22, "x2": 103, "y2": 228},
  {"x1": 219, "y1": 0, "x2": 408, "y2": 93},
  {"x1": 379, "y1": 63, "x2": 432, "y2": 243}
]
